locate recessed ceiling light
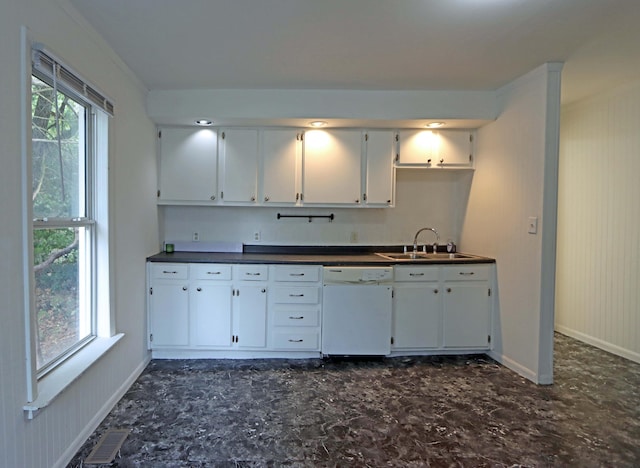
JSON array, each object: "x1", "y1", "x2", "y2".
[
  {"x1": 309, "y1": 121, "x2": 327, "y2": 127},
  {"x1": 425, "y1": 122, "x2": 444, "y2": 128},
  {"x1": 195, "y1": 119, "x2": 213, "y2": 126}
]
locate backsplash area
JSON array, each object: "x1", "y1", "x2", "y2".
[{"x1": 160, "y1": 170, "x2": 473, "y2": 248}]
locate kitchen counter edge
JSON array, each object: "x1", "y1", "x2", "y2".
[{"x1": 147, "y1": 251, "x2": 495, "y2": 266}]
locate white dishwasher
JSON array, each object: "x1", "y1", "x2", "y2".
[{"x1": 322, "y1": 266, "x2": 393, "y2": 356}]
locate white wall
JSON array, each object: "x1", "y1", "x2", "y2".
[
  {"x1": 556, "y1": 80, "x2": 640, "y2": 363},
  {"x1": 461, "y1": 63, "x2": 563, "y2": 384},
  {"x1": 161, "y1": 169, "x2": 474, "y2": 248},
  {"x1": 0, "y1": 1, "x2": 158, "y2": 467}
]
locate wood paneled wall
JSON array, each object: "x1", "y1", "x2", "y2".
[{"x1": 556, "y1": 81, "x2": 640, "y2": 363}]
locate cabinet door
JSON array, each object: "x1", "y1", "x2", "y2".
[
  {"x1": 262, "y1": 130, "x2": 301, "y2": 204},
  {"x1": 302, "y1": 129, "x2": 362, "y2": 204},
  {"x1": 393, "y1": 283, "x2": 440, "y2": 349},
  {"x1": 235, "y1": 286, "x2": 267, "y2": 348},
  {"x1": 397, "y1": 129, "x2": 474, "y2": 167},
  {"x1": 191, "y1": 283, "x2": 233, "y2": 347},
  {"x1": 149, "y1": 282, "x2": 189, "y2": 346},
  {"x1": 220, "y1": 129, "x2": 259, "y2": 203},
  {"x1": 397, "y1": 129, "x2": 438, "y2": 165},
  {"x1": 364, "y1": 130, "x2": 394, "y2": 206},
  {"x1": 443, "y1": 283, "x2": 490, "y2": 348},
  {"x1": 439, "y1": 130, "x2": 474, "y2": 166},
  {"x1": 158, "y1": 128, "x2": 217, "y2": 202}
]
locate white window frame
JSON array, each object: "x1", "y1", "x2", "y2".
[{"x1": 21, "y1": 30, "x2": 121, "y2": 419}]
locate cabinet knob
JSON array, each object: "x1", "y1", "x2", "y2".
[
  {"x1": 197, "y1": 287, "x2": 202, "y2": 292},
  {"x1": 434, "y1": 289, "x2": 439, "y2": 294},
  {"x1": 182, "y1": 286, "x2": 188, "y2": 291},
  {"x1": 446, "y1": 287, "x2": 452, "y2": 293},
  {"x1": 251, "y1": 196, "x2": 256, "y2": 202},
  {"x1": 355, "y1": 199, "x2": 360, "y2": 204},
  {"x1": 210, "y1": 195, "x2": 216, "y2": 200},
  {"x1": 264, "y1": 196, "x2": 270, "y2": 202},
  {"x1": 261, "y1": 288, "x2": 266, "y2": 293}
]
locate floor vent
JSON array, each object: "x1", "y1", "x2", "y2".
[{"x1": 84, "y1": 428, "x2": 130, "y2": 465}]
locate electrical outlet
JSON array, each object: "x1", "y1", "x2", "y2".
[
  {"x1": 253, "y1": 230, "x2": 261, "y2": 242},
  {"x1": 192, "y1": 232, "x2": 199, "y2": 241}
]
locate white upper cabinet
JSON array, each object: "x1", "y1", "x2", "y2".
[
  {"x1": 219, "y1": 128, "x2": 259, "y2": 204},
  {"x1": 363, "y1": 130, "x2": 395, "y2": 206},
  {"x1": 158, "y1": 127, "x2": 218, "y2": 203},
  {"x1": 397, "y1": 129, "x2": 475, "y2": 168},
  {"x1": 302, "y1": 129, "x2": 362, "y2": 204},
  {"x1": 261, "y1": 129, "x2": 302, "y2": 205},
  {"x1": 157, "y1": 126, "x2": 398, "y2": 207}
]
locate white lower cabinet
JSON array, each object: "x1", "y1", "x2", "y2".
[
  {"x1": 232, "y1": 265, "x2": 268, "y2": 348},
  {"x1": 190, "y1": 264, "x2": 233, "y2": 347},
  {"x1": 148, "y1": 261, "x2": 492, "y2": 356},
  {"x1": 391, "y1": 264, "x2": 492, "y2": 352},
  {"x1": 442, "y1": 265, "x2": 491, "y2": 348},
  {"x1": 268, "y1": 265, "x2": 322, "y2": 351},
  {"x1": 148, "y1": 264, "x2": 190, "y2": 347},
  {"x1": 392, "y1": 266, "x2": 441, "y2": 349}
]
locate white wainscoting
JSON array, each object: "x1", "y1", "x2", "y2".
[{"x1": 556, "y1": 80, "x2": 640, "y2": 364}]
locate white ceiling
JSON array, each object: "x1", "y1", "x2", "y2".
[{"x1": 69, "y1": 0, "x2": 640, "y2": 106}]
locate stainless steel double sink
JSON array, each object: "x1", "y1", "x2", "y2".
[{"x1": 375, "y1": 252, "x2": 477, "y2": 261}]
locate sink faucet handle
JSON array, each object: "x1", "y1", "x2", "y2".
[{"x1": 432, "y1": 242, "x2": 438, "y2": 254}]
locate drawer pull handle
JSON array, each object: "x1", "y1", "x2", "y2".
[
  {"x1": 289, "y1": 316, "x2": 305, "y2": 320},
  {"x1": 459, "y1": 272, "x2": 475, "y2": 276},
  {"x1": 289, "y1": 294, "x2": 305, "y2": 297},
  {"x1": 288, "y1": 339, "x2": 304, "y2": 343},
  {"x1": 246, "y1": 272, "x2": 262, "y2": 276},
  {"x1": 207, "y1": 271, "x2": 221, "y2": 275},
  {"x1": 409, "y1": 273, "x2": 424, "y2": 277},
  {"x1": 289, "y1": 273, "x2": 305, "y2": 276},
  {"x1": 162, "y1": 270, "x2": 178, "y2": 274}
]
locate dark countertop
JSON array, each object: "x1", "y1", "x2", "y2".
[{"x1": 147, "y1": 245, "x2": 495, "y2": 266}]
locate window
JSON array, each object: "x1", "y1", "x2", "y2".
[{"x1": 28, "y1": 46, "x2": 113, "y2": 378}]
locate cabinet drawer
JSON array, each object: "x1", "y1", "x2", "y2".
[
  {"x1": 151, "y1": 263, "x2": 189, "y2": 280},
  {"x1": 394, "y1": 266, "x2": 440, "y2": 282},
  {"x1": 273, "y1": 286, "x2": 320, "y2": 304},
  {"x1": 271, "y1": 330, "x2": 320, "y2": 350},
  {"x1": 442, "y1": 265, "x2": 489, "y2": 281},
  {"x1": 273, "y1": 266, "x2": 321, "y2": 282},
  {"x1": 190, "y1": 264, "x2": 232, "y2": 280},
  {"x1": 234, "y1": 265, "x2": 269, "y2": 281},
  {"x1": 272, "y1": 306, "x2": 320, "y2": 327}
]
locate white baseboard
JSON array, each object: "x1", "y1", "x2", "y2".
[
  {"x1": 486, "y1": 350, "x2": 541, "y2": 384},
  {"x1": 54, "y1": 355, "x2": 151, "y2": 468},
  {"x1": 555, "y1": 325, "x2": 640, "y2": 364}
]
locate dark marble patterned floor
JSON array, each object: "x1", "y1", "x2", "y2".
[{"x1": 68, "y1": 333, "x2": 640, "y2": 467}]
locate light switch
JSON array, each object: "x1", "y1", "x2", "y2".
[{"x1": 528, "y1": 216, "x2": 538, "y2": 234}]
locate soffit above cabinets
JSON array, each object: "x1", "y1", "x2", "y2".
[{"x1": 147, "y1": 88, "x2": 499, "y2": 129}]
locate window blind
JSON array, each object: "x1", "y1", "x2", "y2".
[{"x1": 31, "y1": 44, "x2": 114, "y2": 116}]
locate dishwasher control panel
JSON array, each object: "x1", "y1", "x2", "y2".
[{"x1": 323, "y1": 267, "x2": 393, "y2": 284}]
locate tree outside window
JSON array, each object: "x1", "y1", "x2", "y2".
[{"x1": 31, "y1": 74, "x2": 94, "y2": 372}]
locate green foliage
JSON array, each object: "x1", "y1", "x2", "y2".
[
  {"x1": 33, "y1": 228, "x2": 77, "y2": 265},
  {"x1": 31, "y1": 75, "x2": 83, "y2": 219}
]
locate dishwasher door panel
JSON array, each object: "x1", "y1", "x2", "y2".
[{"x1": 321, "y1": 284, "x2": 392, "y2": 355}]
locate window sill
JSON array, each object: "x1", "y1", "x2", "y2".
[{"x1": 23, "y1": 333, "x2": 124, "y2": 420}]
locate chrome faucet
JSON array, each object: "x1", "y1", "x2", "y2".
[{"x1": 413, "y1": 227, "x2": 440, "y2": 254}]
